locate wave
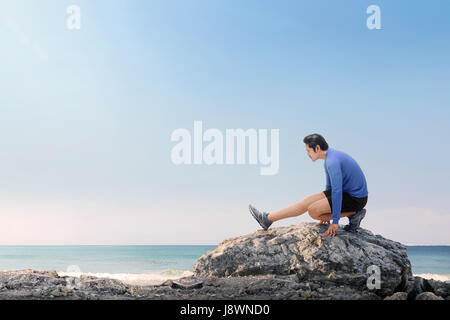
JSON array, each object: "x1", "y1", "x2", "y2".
[
  {"x1": 57, "y1": 269, "x2": 194, "y2": 286},
  {"x1": 414, "y1": 273, "x2": 450, "y2": 282}
]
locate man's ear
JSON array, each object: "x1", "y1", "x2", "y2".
[{"x1": 315, "y1": 145, "x2": 321, "y2": 153}]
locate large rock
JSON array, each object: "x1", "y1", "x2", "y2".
[{"x1": 193, "y1": 222, "x2": 412, "y2": 297}]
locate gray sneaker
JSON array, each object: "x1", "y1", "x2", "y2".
[
  {"x1": 249, "y1": 205, "x2": 273, "y2": 230},
  {"x1": 344, "y1": 209, "x2": 366, "y2": 232}
]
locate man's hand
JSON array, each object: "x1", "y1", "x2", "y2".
[{"x1": 322, "y1": 224, "x2": 339, "y2": 237}]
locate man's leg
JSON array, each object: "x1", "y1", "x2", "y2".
[
  {"x1": 307, "y1": 198, "x2": 356, "y2": 221},
  {"x1": 267, "y1": 192, "x2": 326, "y2": 222}
]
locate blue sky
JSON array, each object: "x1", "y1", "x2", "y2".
[{"x1": 0, "y1": 0, "x2": 449, "y2": 245}]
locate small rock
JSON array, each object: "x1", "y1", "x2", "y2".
[
  {"x1": 171, "y1": 276, "x2": 203, "y2": 290},
  {"x1": 161, "y1": 279, "x2": 173, "y2": 286},
  {"x1": 415, "y1": 292, "x2": 444, "y2": 300},
  {"x1": 48, "y1": 270, "x2": 59, "y2": 278},
  {"x1": 407, "y1": 277, "x2": 435, "y2": 300},
  {"x1": 426, "y1": 279, "x2": 450, "y2": 299},
  {"x1": 384, "y1": 292, "x2": 408, "y2": 300}
]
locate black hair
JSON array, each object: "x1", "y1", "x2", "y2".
[{"x1": 303, "y1": 134, "x2": 329, "y2": 152}]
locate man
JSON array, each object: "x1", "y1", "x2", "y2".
[{"x1": 249, "y1": 134, "x2": 368, "y2": 237}]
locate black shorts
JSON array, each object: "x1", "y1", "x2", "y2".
[{"x1": 323, "y1": 190, "x2": 368, "y2": 213}]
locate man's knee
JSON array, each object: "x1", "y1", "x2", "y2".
[{"x1": 307, "y1": 204, "x2": 320, "y2": 219}]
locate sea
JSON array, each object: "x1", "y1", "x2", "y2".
[{"x1": 0, "y1": 245, "x2": 448, "y2": 286}]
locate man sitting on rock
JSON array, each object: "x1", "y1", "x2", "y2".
[{"x1": 249, "y1": 133, "x2": 368, "y2": 237}]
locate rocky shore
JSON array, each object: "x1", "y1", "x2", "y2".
[{"x1": 0, "y1": 223, "x2": 448, "y2": 300}]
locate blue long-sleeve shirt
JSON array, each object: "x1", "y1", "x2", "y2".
[{"x1": 324, "y1": 148, "x2": 368, "y2": 224}]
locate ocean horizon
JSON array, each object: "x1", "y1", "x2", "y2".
[{"x1": 0, "y1": 245, "x2": 448, "y2": 285}]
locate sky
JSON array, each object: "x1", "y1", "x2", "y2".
[{"x1": 0, "y1": 0, "x2": 449, "y2": 245}]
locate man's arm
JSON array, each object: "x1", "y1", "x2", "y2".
[
  {"x1": 325, "y1": 165, "x2": 331, "y2": 191},
  {"x1": 326, "y1": 160, "x2": 343, "y2": 224}
]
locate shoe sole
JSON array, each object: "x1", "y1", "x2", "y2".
[{"x1": 249, "y1": 205, "x2": 268, "y2": 230}]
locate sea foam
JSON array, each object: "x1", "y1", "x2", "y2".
[{"x1": 414, "y1": 273, "x2": 450, "y2": 282}]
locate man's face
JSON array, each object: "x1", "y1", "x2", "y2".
[{"x1": 305, "y1": 144, "x2": 320, "y2": 162}]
